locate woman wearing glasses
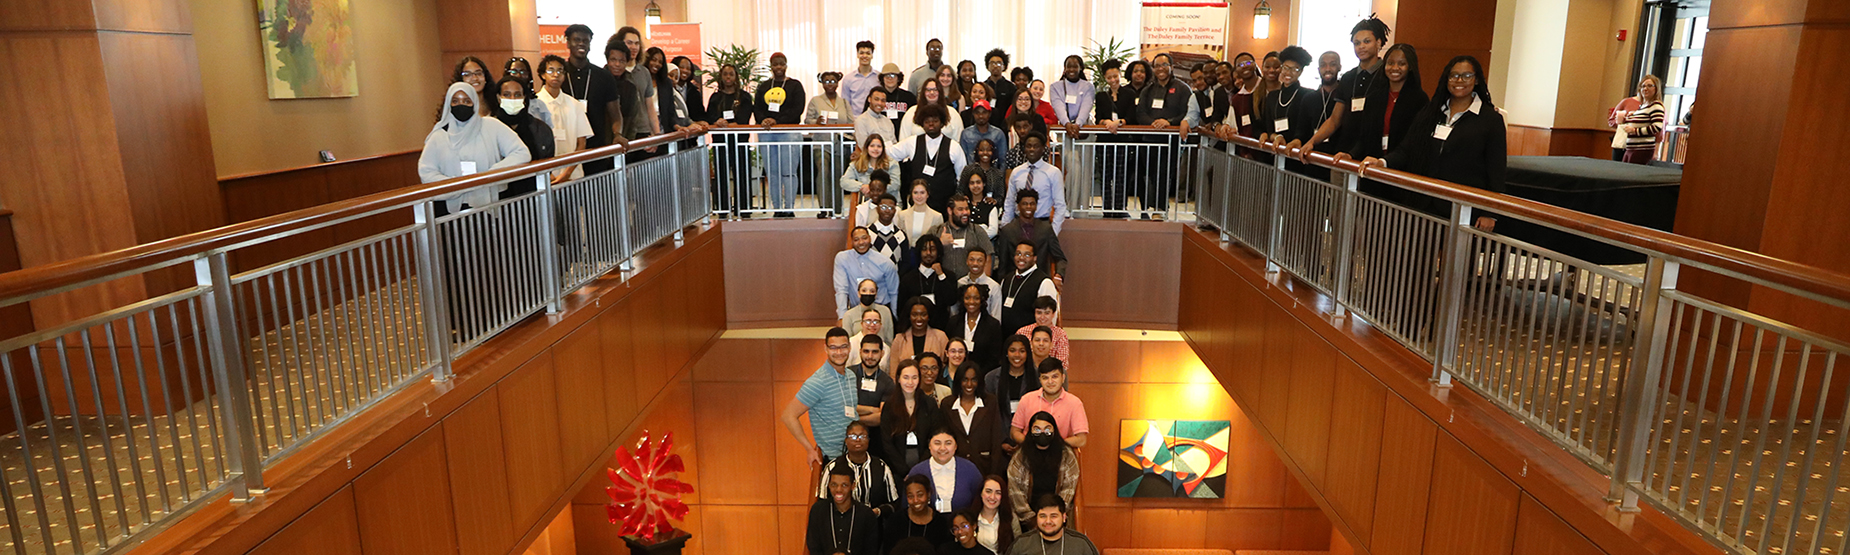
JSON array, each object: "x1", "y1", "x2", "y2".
[
  {"x1": 450, "y1": 56, "x2": 495, "y2": 119},
  {"x1": 1255, "y1": 46, "x2": 1324, "y2": 173},
  {"x1": 1361, "y1": 55, "x2": 1508, "y2": 225}
]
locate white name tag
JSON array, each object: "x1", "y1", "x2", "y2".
[
  {"x1": 824, "y1": 110, "x2": 839, "y2": 120},
  {"x1": 844, "y1": 405, "x2": 858, "y2": 418},
  {"x1": 1433, "y1": 124, "x2": 1453, "y2": 141},
  {"x1": 1381, "y1": 136, "x2": 1390, "y2": 150},
  {"x1": 952, "y1": 238, "x2": 966, "y2": 248},
  {"x1": 459, "y1": 161, "x2": 477, "y2": 175},
  {"x1": 885, "y1": 109, "x2": 898, "y2": 119},
  {"x1": 935, "y1": 498, "x2": 951, "y2": 512},
  {"x1": 768, "y1": 102, "x2": 782, "y2": 112},
  {"x1": 722, "y1": 109, "x2": 735, "y2": 119},
  {"x1": 1351, "y1": 97, "x2": 1367, "y2": 112},
  {"x1": 1064, "y1": 95, "x2": 1078, "y2": 104},
  {"x1": 676, "y1": 109, "x2": 687, "y2": 119},
  {"x1": 861, "y1": 378, "x2": 878, "y2": 392},
  {"x1": 1003, "y1": 297, "x2": 1015, "y2": 308},
  {"x1": 1240, "y1": 114, "x2": 1252, "y2": 126},
  {"x1": 1009, "y1": 400, "x2": 1019, "y2": 413},
  {"x1": 906, "y1": 431, "x2": 918, "y2": 446},
  {"x1": 1274, "y1": 118, "x2": 1290, "y2": 133},
  {"x1": 1152, "y1": 98, "x2": 1165, "y2": 110},
  {"x1": 922, "y1": 165, "x2": 937, "y2": 176}
]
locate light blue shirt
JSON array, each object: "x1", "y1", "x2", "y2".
[
  {"x1": 832, "y1": 248, "x2": 899, "y2": 314},
  {"x1": 795, "y1": 361, "x2": 858, "y2": 458},
  {"x1": 844, "y1": 67, "x2": 881, "y2": 115},
  {"x1": 1047, "y1": 78, "x2": 1096, "y2": 125},
  {"x1": 1001, "y1": 160, "x2": 1069, "y2": 233},
  {"x1": 960, "y1": 124, "x2": 1008, "y2": 161}
]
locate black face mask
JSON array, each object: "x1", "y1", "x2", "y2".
[
  {"x1": 1032, "y1": 431, "x2": 1057, "y2": 448},
  {"x1": 860, "y1": 294, "x2": 876, "y2": 306},
  {"x1": 450, "y1": 105, "x2": 475, "y2": 122}
]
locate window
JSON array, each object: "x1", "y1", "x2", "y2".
[
  {"x1": 1635, "y1": 0, "x2": 1707, "y2": 128},
  {"x1": 1293, "y1": 0, "x2": 1373, "y2": 75}
]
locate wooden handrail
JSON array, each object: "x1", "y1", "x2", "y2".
[{"x1": 4, "y1": 123, "x2": 1849, "y2": 309}]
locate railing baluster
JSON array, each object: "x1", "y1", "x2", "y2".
[
  {"x1": 1608, "y1": 256, "x2": 1678, "y2": 509},
  {"x1": 194, "y1": 253, "x2": 265, "y2": 500},
  {"x1": 412, "y1": 202, "x2": 456, "y2": 381}
]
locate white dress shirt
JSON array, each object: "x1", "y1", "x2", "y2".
[{"x1": 929, "y1": 458, "x2": 957, "y2": 511}]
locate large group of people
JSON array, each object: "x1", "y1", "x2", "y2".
[{"x1": 406, "y1": 16, "x2": 1570, "y2": 553}]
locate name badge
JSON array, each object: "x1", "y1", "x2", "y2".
[
  {"x1": 768, "y1": 102, "x2": 782, "y2": 112},
  {"x1": 1351, "y1": 97, "x2": 1367, "y2": 112},
  {"x1": 861, "y1": 378, "x2": 878, "y2": 392},
  {"x1": 1240, "y1": 114, "x2": 1252, "y2": 126},
  {"x1": 676, "y1": 109, "x2": 688, "y2": 119},
  {"x1": 844, "y1": 405, "x2": 858, "y2": 418},
  {"x1": 1274, "y1": 118, "x2": 1290, "y2": 133},
  {"x1": 722, "y1": 109, "x2": 735, "y2": 120},
  {"x1": 1433, "y1": 124, "x2": 1453, "y2": 141},
  {"x1": 922, "y1": 165, "x2": 937, "y2": 176},
  {"x1": 824, "y1": 110, "x2": 839, "y2": 121},
  {"x1": 935, "y1": 498, "x2": 951, "y2": 513},
  {"x1": 1064, "y1": 95, "x2": 1078, "y2": 104},
  {"x1": 885, "y1": 108, "x2": 899, "y2": 119},
  {"x1": 1381, "y1": 136, "x2": 1390, "y2": 150},
  {"x1": 1003, "y1": 297, "x2": 1015, "y2": 308},
  {"x1": 1009, "y1": 400, "x2": 1019, "y2": 413},
  {"x1": 459, "y1": 161, "x2": 477, "y2": 175},
  {"x1": 1152, "y1": 98, "x2": 1166, "y2": 110},
  {"x1": 952, "y1": 238, "x2": 966, "y2": 248},
  {"x1": 906, "y1": 431, "x2": 918, "y2": 446}
]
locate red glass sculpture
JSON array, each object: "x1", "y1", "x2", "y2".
[{"x1": 605, "y1": 431, "x2": 694, "y2": 543}]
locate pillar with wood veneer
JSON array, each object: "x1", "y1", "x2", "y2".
[{"x1": 436, "y1": 0, "x2": 541, "y2": 76}]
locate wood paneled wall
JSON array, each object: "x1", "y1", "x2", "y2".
[
  {"x1": 723, "y1": 218, "x2": 850, "y2": 328},
  {"x1": 128, "y1": 222, "x2": 727, "y2": 555},
  {"x1": 1177, "y1": 228, "x2": 1719, "y2": 555},
  {"x1": 1506, "y1": 125, "x2": 1611, "y2": 160},
  {"x1": 217, "y1": 151, "x2": 420, "y2": 273}
]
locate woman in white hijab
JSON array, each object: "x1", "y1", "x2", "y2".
[{"x1": 418, "y1": 82, "x2": 532, "y2": 214}]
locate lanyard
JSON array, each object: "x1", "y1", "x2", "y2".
[
  {"x1": 832, "y1": 505, "x2": 856, "y2": 553},
  {"x1": 1041, "y1": 536, "x2": 1067, "y2": 555}
]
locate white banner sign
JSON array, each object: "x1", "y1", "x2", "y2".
[{"x1": 1140, "y1": 2, "x2": 1229, "y2": 46}]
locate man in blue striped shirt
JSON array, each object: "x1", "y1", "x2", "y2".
[{"x1": 783, "y1": 327, "x2": 861, "y2": 466}]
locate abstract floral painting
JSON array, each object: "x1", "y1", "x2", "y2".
[
  {"x1": 1118, "y1": 419, "x2": 1230, "y2": 498},
  {"x1": 256, "y1": 0, "x2": 358, "y2": 99}
]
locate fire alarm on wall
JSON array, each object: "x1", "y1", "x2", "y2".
[{"x1": 1617, "y1": 29, "x2": 1628, "y2": 41}]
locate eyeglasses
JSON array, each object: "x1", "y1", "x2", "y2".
[
  {"x1": 542, "y1": 67, "x2": 564, "y2": 75},
  {"x1": 507, "y1": 68, "x2": 529, "y2": 76},
  {"x1": 460, "y1": 70, "x2": 486, "y2": 78},
  {"x1": 845, "y1": 433, "x2": 868, "y2": 440},
  {"x1": 826, "y1": 344, "x2": 851, "y2": 351},
  {"x1": 1448, "y1": 72, "x2": 1478, "y2": 81},
  {"x1": 821, "y1": 79, "x2": 839, "y2": 84},
  {"x1": 862, "y1": 319, "x2": 881, "y2": 324}
]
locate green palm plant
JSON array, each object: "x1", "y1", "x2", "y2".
[
  {"x1": 703, "y1": 45, "x2": 769, "y2": 91},
  {"x1": 1082, "y1": 37, "x2": 1136, "y2": 90}
]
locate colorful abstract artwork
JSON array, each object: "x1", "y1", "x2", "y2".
[
  {"x1": 256, "y1": 0, "x2": 358, "y2": 99},
  {"x1": 1117, "y1": 419, "x2": 1230, "y2": 498}
]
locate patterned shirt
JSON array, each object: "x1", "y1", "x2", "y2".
[
  {"x1": 796, "y1": 361, "x2": 861, "y2": 458},
  {"x1": 868, "y1": 221, "x2": 909, "y2": 265}
]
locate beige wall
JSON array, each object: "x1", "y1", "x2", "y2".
[
  {"x1": 1553, "y1": 0, "x2": 1617, "y2": 129},
  {"x1": 1492, "y1": 0, "x2": 1642, "y2": 130},
  {"x1": 193, "y1": 0, "x2": 445, "y2": 178},
  {"x1": 1499, "y1": 0, "x2": 1569, "y2": 127}
]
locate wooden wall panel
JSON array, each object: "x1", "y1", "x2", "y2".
[
  {"x1": 443, "y1": 389, "x2": 518, "y2": 555},
  {"x1": 1283, "y1": 327, "x2": 1336, "y2": 487},
  {"x1": 662, "y1": 264, "x2": 694, "y2": 372},
  {"x1": 354, "y1": 427, "x2": 459, "y2": 555},
  {"x1": 1422, "y1": 432, "x2": 1521, "y2": 555},
  {"x1": 692, "y1": 382, "x2": 778, "y2": 505},
  {"x1": 723, "y1": 219, "x2": 847, "y2": 327},
  {"x1": 601, "y1": 302, "x2": 640, "y2": 434},
  {"x1": 1057, "y1": 220, "x2": 1182, "y2": 329},
  {"x1": 1322, "y1": 358, "x2": 1386, "y2": 543},
  {"x1": 499, "y1": 351, "x2": 566, "y2": 526},
  {"x1": 1227, "y1": 281, "x2": 1267, "y2": 404},
  {"x1": 700, "y1": 505, "x2": 779, "y2": 555},
  {"x1": 1370, "y1": 396, "x2": 1438, "y2": 555},
  {"x1": 247, "y1": 487, "x2": 362, "y2": 555},
  {"x1": 1257, "y1": 308, "x2": 1298, "y2": 435},
  {"x1": 1513, "y1": 494, "x2": 1609, "y2": 555},
  {"x1": 631, "y1": 283, "x2": 671, "y2": 409},
  {"x1": 554, "y1": 320, "x2": 610, "y2": 470}
]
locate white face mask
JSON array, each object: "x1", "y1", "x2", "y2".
[{"x1": 499, "y1": 98, "x2": 524, "y2": 115}]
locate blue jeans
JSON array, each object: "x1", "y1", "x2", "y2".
[{"x1": 763, "y1": 132, "x2": 801, "y2": 209}]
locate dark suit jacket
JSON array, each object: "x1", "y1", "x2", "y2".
[
  {"x1": 947, "y1": 311, "x2": 1006, "y2": 371},
  {"x1": 991, "y1": 218, "x2": 1068, "y2": 280},
  {"x1": 898, "y1": 265, "x2": 958, "y2": 329},
  {"x1": 939, "y1": 395, "x2": 1007, "y2": 476}
]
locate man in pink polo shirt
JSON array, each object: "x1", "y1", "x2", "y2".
[{"x1": 1009, "y1": 358, "x2": 1088, "y2": 449}]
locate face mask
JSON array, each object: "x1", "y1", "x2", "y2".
[
  {"x1": 860, "y1": 294, "x2": 876, "y2": 306},
  {"x1": 450, "y1": 105, "x2": 475, "y2": 121},
  {"x1": 499, "y1": 98, "x2": 524, "y2": 115},
  {"x1": 1033, "y1": 431, "x2": 1057, "y2": 448}
]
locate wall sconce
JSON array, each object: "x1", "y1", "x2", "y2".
[
  {"x1": 646, "y1": 1, "x2": 663, "y2": 26},
  {"x1": 1253, "y1": 0, "x2": 1272, "y2": 40}
]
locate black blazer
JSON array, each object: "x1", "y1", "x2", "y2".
[
  {"x1": 899, "y1": 266, "x2": 958, "y2": 330},
  {"x1": 1385, "y1": 95, "x2": 1508, "y2": 215},
  {"x1": 940, "y1": 395, "x2": 1006, "y2": 476},
  {"x1": 1337, "y1": 80, "x2": 1429, "y2": 159},
  {"x1": 882, "y1": 398, "x2": 944, "y2": 472},
  {"x1": 948, "y1": 311, "x2": 1006, "y2": 370},
  {"x1": 991, "y1": 219, "x2": 1068, "y2": 279},
  {"x1": 678, "y1": 81, "x2": 706, "y2": 122}
]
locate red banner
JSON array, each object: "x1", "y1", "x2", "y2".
[
  {"x1": 650, "y1": 23, "x2": 703, "y2": 67},
  {"x1": 540, "y1": 24, "x2": 571, "y2": 60}
]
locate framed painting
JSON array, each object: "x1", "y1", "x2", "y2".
[
  {"x1": 256, "y1": 0, "x2": 359, "y2": 99},
  {"x1": 1117, "y1": 419, "x2": 1231, "y2": 498}
]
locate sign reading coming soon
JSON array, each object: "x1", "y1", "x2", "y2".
[{"x1": 1140, "y1": 2, "x2": 1231, "y2": 66}]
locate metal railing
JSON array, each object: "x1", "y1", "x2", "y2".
[
  {"x1": 1193, "y1": 137, "x2": 1850, "y2": 555},
  {"x1": 0, "y1": 130, "x2": 711, "y2": 555},
  {"x1": 705, "y1": 127, "x2": 853, "y2": 218},
  {"x1": 1055, "y1": 129, "x2": 1201, "y2": 220}
]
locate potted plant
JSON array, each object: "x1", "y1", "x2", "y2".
[
  {"x1": 607, "y1": 431, "x2": 694, "y2": 554},
  {"x1": 1082, "y1": 37, "x2": 1135, "y2": 90}
]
